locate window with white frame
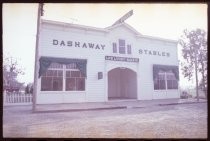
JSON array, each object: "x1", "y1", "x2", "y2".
[
  {"x1": 154, "y1": 71, "x2": 178, "y2": 90},
  {"x1": 112, "y1": 39, "x2": 132, "y2": 54},
  {"x1": 119, "y1": 39, "x2": 126, "y2": 54},
  {"x1": 166, "y1": 73, "x2": 178, "y2": 89},
  {"x1": 41, "y1": 63, "x2": 63, "y2": 91},
  {"x1": 41, "y1": 62, "x2": 85, "y2": 91},
  {"x1": 65, "y1": 63, "x2": 85, "y2": 91},
  {"x1": 154, "y1": 72, "x2": 166, "y2": 90}
]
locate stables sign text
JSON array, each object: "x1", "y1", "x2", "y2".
[
  {"x1": 53, "y1": 39, "x2": 105, "y2": 50},
  {"x1": 139, "y1": 49, "x2": 170, "y2": 57}
]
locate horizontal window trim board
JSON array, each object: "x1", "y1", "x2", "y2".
[
  {"x1": 154, "y1": 90, "x2": 179, "y2": 92},
  {"x1": 39, "y1": 91, "x2": 86, "y2": 93}
]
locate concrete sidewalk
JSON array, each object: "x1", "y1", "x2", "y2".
[{"x1": 34, "y1": 98, "x2": 207, "y2": 113}]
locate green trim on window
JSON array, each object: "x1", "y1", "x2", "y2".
[
  {"x1": 153, "y1": 64, "x2": 179, "y2": 81},
  {"x1": 39, "y1": 56, "x2": 87, "y2": 78}
]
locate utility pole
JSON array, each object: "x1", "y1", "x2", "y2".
[
  {"x1": 194, "y1": 46, "x2": 199, "y2": 102},
  {"x1": 33, "y1": 3, "x2": 43, "y2": 112}
]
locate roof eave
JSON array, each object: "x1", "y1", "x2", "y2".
[
  {"x1": 137, "y1": 34, "x2": 177, "y2": 44},
  {"x1": 41, "y1": 19, "x2": 110, "y2": 33}
]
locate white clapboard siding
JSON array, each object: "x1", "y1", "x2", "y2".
[{"x1": 36, "y1": 19, "x2": 179, "y2": 104}]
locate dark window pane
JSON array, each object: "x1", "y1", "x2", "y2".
[
  {"x1": 71, "y1": 71, "x2": 80, "y2": 77},
  {"x1": 41, "y1": 69, "x2": 63, "y2": 91},
  {"x1": 154, "y1": 73, "x2": 166, "y2": 90},
  {"x1": 52, "y1": 77, "x2": 63, "y2": 91},
  {"x1": 58, "y1": 70, "x2": 63, "y2": 77},
  {"x1": 119, "y1": 47, "x2": 125, "y2": 54},
  {"x1": 53, "y1": 70, "x2": 57, "y2": 76},
  {"x1": 167, "y1": 80, "x2": 172, "y2": 89},
  {"x1": 66, "y1": 71, "x2": 71, "y2": 77},
  {"x1": 166, "y1": 73, "x2": 178, "y2": 89},
  {"x1": 41, "y1": 77, "x2": 52, "y2": 91},
  {"x1": 119, "y1": 39, "x2": 125, "y2": 54},
  {"x1": 76, "y1": 78, "x2": 85, "y2": 91},
  {"x1": 66, "y1": 78, "x2": 76, "y2": 91},
  {"x1": 159, "y1": 80, "x2": 166, "y2": 89},
  {"x1": 167, "y1": 80, "x2": 178, "y2": 89}
]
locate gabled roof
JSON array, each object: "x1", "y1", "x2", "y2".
[
  {"x1": 41, "y1": 19, "x2": 177, "y2": 44},
  {"x1": 105, "y1": 22, "x2": 142, "y2": 36}
]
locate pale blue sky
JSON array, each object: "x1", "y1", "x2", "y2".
[{"x1": 3, "y1": 3, "x2": 207, "y2": 88}]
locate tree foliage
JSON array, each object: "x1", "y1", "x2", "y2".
[
  {"x1": 3, "y1": 56, "x2": 25, "y2": 91},
  {"x1": 179, "y1": 28, "x2": 207, "y2": 97}
]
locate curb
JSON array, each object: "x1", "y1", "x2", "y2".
[
  {"x1": 34, "y1": 106, "x2": 127, "y2": 113},
  {"x1": 158, "y1": 101, "x2": 207, "y2": 106},
  {"x1": 33, "y1": 101, "x2": 207, "y2": 113}
]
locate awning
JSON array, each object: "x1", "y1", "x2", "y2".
[
  {"x1": 153, "y1": 64, "x2": 179, "y2": 80},
  {"x1": 39, "y1": 56, "x2": 87, "y2": 78}
]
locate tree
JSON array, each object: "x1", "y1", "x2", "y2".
[
  {"x1": 179, "y1": 28, "x2": 207, "y2": 99},
  {"x1": 3, "y1": 56, "x2": 25, "y2": 92},
  {"x1": 25, "y1": 83, "x2": 33, "y2": 94},
  {"x1": 30, "y1": 84, "x2": 33, "y2": 94},
  {"x1": 25, "y1": 85, "x2": 30, "y2": 94}
]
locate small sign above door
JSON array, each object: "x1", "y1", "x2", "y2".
[{"x1": 105, "y1": 56, "x2": 139, "y2": 62}]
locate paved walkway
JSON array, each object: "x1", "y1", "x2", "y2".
[{"x1": 34, "y1": 98, "x2": 207, "y2": 113}]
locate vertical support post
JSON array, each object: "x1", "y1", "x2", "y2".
[
  {"x1": 194, "y1": 49, "x2": 199, "y2": 102},
  {"x1": 33, "y1": 4, "x2": 42, "y2": 112}
]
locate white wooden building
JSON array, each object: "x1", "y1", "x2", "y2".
[{"x1": 35, "y1": 16, "x2": 179, "y2": 104}]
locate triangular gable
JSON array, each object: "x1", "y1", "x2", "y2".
[{"x1": 105, "y1": 22, "x2": 142, "y2": 36}]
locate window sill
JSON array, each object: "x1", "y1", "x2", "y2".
[
  {"x1": 154, "y1": 89, "x2": 178, "y2": 91},
  {"x1": 40, "y1": 91, "x2": 86, "y2": 93}
]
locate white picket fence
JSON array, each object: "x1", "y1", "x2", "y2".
[{"x1": 3, "y1": 91, "x2": 33, "y2": 106}]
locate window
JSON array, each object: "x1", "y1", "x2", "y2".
[
  {"x1": 113, "y1": 43, "x2": 117, "y2": 53},
  {"x1": 65, "y1": 70, "x2": 85, "y2": 91},
  {"x1": 41, "y1": 63, "x2": 63, "y2": 91},
  {"x1": 154, "y1": 72, "x2": 178, "y2": 90},
  {"x1": 41, "y1": 62, "x2": 85, "y2": 91},
  {"x1": 154, "y1": 73, "x2": 166, "y2": 90},
  {"x1": 119, "y1": 39, "x2": 125, "y2": 54},
  {"x1": 127, "y1": 45, "x2": 131, "y2": 54},
  {"x1": 167, "y1": 73, "x2": 178, "y2": 89}
]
